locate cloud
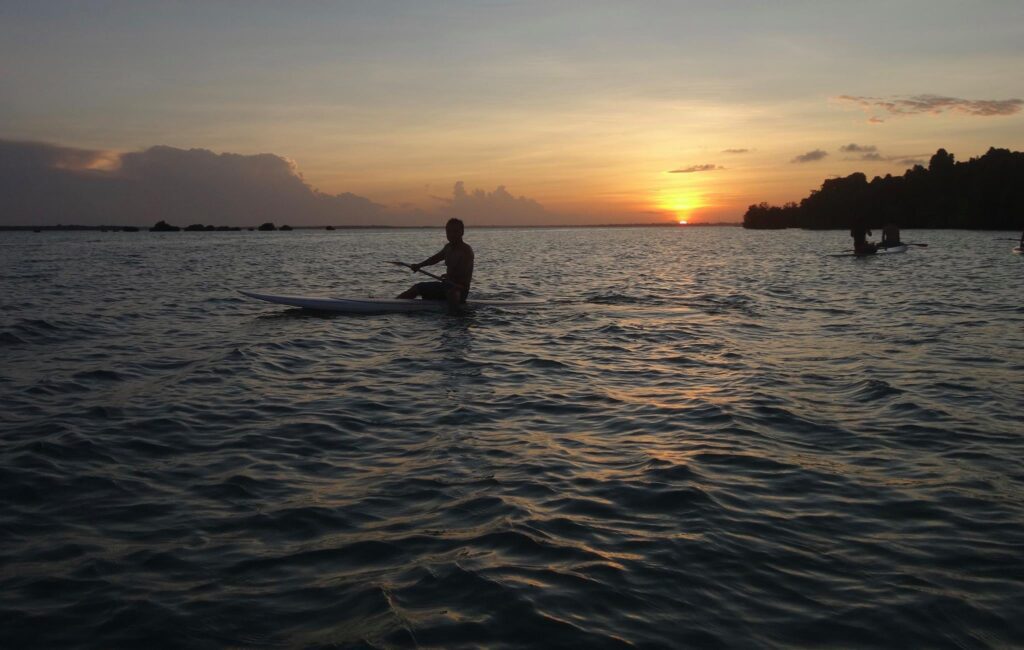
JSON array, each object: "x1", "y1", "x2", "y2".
[
  {"x1": 791, "y1": 149, "x2": 828, "y2": 163},
  {"x1": 838, "y1": 94, "x2": 1024, "y2": 119},
  {"x1": 839, "y1": 143, "x2": 877, "y2": 153},
  {"x1": 433, "y1": 181, "x2": 550, "y2": 226},
  {"x1": 721, "y1": 148, "x2": 751, "y2": 154},
  {"x1": 837, "y1": 147, "x2": 930, "y2": 165},
  {"x1": 0, "y1": 139, "x2": 384, "y2": 226},
  {"x1": 0, "y1": 139, "x2": 118, "y2": 171},
  {"x1": 839, "y1": 144, "x2": 881, "y2": 161},
  {"x1": 668, "y1": 164, "x2": 723, "y2": 173}
]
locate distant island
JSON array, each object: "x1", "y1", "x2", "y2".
[{"x1": 744, "y1": 147, "x2": 1024, "y2": 230}]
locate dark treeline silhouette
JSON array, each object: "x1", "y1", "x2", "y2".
[{"x1": 744, "y1": 147, "x2": 1024, "y2": 230}]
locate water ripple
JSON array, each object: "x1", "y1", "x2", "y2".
[{"x1": 1, "y1": 228, "x2": 1023, "y2": 647}]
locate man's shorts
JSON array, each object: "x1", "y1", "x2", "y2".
[{"x1": 411, "y1": 281, "x2": 469, "y2": 302}]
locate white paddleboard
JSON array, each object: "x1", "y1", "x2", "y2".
[
  {"x1": 239, "y1": 290, "x2": 543, "y2": 313},
  {"x1": 1014, "y1": 247, "x2": 1022, "y2": 254},
  {"x1": 876, "y1": 244, "x2": 908, "y2": 254},
  {"x1": 838, "y1": 244, "x2": 909, "y2": 257}
]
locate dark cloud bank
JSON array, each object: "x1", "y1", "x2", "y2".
[
  {"x1": 0, "y1": 139, "x2": 554, "y2": 227},
  {"x1": 439, "y1": 182, "x2": 548, "y2": 226}
]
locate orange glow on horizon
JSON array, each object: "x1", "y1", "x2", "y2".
[{"x1": 656, "y1": 188, "x2": 706, "y2": 223}]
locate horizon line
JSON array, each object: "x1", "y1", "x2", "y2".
[{"x1": 1, "y1": 222, "x2": 743, "y2": 231}]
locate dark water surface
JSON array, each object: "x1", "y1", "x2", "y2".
[{"x1": 2, "y1": 227, "x2": 1023, "y2": 648}]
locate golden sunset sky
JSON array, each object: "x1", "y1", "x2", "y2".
[{"x1": 2, "y1": 1, "x2": 1023, "y2": 225}]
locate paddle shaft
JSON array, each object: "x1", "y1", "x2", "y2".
[{"x1": 389, "y1": 261, "x2": 463, "y2": 289}]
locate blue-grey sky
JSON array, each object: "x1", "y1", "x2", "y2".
[{"x1": 2, "y1": 1, "x2": 1022, "y2": 223}]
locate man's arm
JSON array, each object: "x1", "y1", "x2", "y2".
[{"x1": 412, "y1": 246, "x2": 448, "y2": 271}]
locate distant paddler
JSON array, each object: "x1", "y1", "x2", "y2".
[
  {"x1": 850, "y1": 217, "x2": 877, "y2": 256},
  {"x1": 880, "y1": 221, "x2": 902, "y2": 249},
  {"x1": 395, "y1": 218, "x2": 475, "y2": 309}
]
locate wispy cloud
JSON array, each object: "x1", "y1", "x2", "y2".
[
  {"x1": 792, "y1": 149, "x2": 828, "y2": 163},
  {"x1": 838, "y1": 143, "x2": 883, "y2": 162},
  {"x1": 836, "y1": 145, "x2": 930, "y2": 164},
  {"x1": 839, "y1": 143, "x2": 877, "y2": 153},
  {"x1": 668, "y1": 164, "x2": 723, "y2": 174},
  {"x1": 721, "y1": 148, "x2": 751, "y2": 154},
  {"x1": 838, "y1": 94, "x2": 1024, "y2": 119}
]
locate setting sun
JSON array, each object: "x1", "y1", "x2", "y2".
[{"x1": 657, "y1": 188, "x2": 705, "y2": 223}]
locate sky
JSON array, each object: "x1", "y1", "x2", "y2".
[{"x1": 2, "y1": 0, "x2": 1023, "y2": 226}]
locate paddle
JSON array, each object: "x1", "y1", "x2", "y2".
[{"x1": 387, "y1": 261, "x2": 464, "y2": 290}]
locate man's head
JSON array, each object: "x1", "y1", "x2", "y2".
[{"x1": 446, "y1": 217, "x2": 465, "y2": 243}]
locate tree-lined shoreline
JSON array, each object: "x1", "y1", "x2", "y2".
[{"x1": 744, "y1": 147, "x2": 1024, "y2": 230}]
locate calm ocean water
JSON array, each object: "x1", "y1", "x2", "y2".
[{"x1": 2, "y1": 227, "x2": 1023, "y2": 648}]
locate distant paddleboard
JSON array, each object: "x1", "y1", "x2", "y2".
[
  {"x1": 239, "y1": 290, "x2": 544, "y2": 313},
  {"x1": 876, "y1": 244, "x2": 908, "y2": 254},
  {"x1": 1014, "y1": 246, "x2": 1022, "y2": 255},
  {"x1": 833, "y1": 244, "x2": 909, "y2": 258}
]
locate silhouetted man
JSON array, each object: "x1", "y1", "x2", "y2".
[
  {"x1": 881, "y1": 222, "x2": 902, "y2": 248},
  {"x1": 851, "y1": 218, "x2": 876, "y2": 255},
  {"x1": 397, "y1": 218, "x2": 474, "y2": 310}
]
